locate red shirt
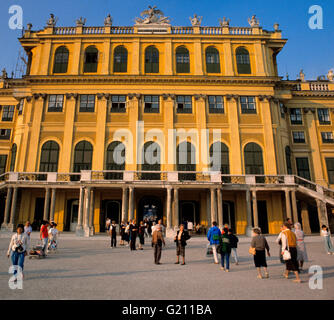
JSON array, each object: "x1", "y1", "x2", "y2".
[{"x1": 41, "y1": 225, "x2": 48, "y2": 238}]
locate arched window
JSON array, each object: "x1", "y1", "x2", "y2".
[
  {"x1": 105, "y1": 141, "x2": 125, "y2": 180},
  {"x1": 141, "y1": 141, "x2": 161, "y2": 180},
  {"x1": 209, "y1": 142, "x2": 229, "y2": 174},
  {"x1": 244, "y1": 143, "x2": 264, "y2": 174},
  {"x1": 53, "y1": 46, "x2": 69, "y2": 73},
  {"x1": 176, "y1": 46, "x2": 190, "y2": 73},
  {"x1": 39, "y1": 141, "x2": 59, "y2": 172},
  {"x1": 84, "y1": 46, "x2": 98, "y2": 73},
  {"x1": 236, "y1": 47, "x2": 251, "y2": 74},
  {"x1": 285, "y1": 146, "x2": 292, "y2": 174},
  {"x1": 145, "y1": 46, "x2": 159, "y2": 73},
  {"x1": 206, "y1": 47, "x2": 220, "y2": 73},
  {"x1": 73, "y1": 141, "x2": 93, "y2": 172},
  {"x1": 10, "y1": 143, "x2": 17, "y2": 171},
  {"x1": 113, "y1": 46, "x2": 128, "y2": 73},
  {"x1": 177, "y1": 142, "x2": 196, "y2": 180}
]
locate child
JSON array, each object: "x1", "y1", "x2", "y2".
[
  {"x1": 321, "y1": 225, "x2": 334, "y2": 255},
  {"x1": 48, "y1": 223, "x2": 58, "y2": 252},
  {"x1": 228, "y1": 229, "x2": 239, "y2": 265}
]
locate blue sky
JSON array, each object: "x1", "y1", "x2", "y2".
[{"x1": 0, "y1": 0, "x2": 333, "y2": 79}]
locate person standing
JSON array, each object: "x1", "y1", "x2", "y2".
[
  {"x1": 228, "y1": 229, "x2": 239, "y2": 265},
  {"x1": 152, "y1": 225, "x2": 165, "y2": 264},
  {"x1": 250, "y1": 228, "x2": 270, "y2": 279},
  {"x1": 321, "y1": 225, "x2": 334, "y2": 255},
  {"x1": 40, "y1": 221, "x2": 49, "y2": 254},
  {"x1": 207, "y1": 221, "x2": 221, "y2": 264},
  {"x1": 106, "y1": 218, "x2": 111, "y2": 233},
  {"x1": 157, "y1": 219, "x2": 165, "y2": 236},
  {"x1": 24, "y1": 221, "x2": 32, "y2": 255},
  {"x1": 109, "y1": 221, "x2": 117, "y2": 248},
  {"x1": 120, "y1": 221, "x2": 126, "y2": 246},
  {"x1": 48, "y1": 222, "x2": 59, "y2": 251},
  {"x1": 125, "y1": 222, "x2": 130, "y2": 246},
  {"x1": 7, "y1": 224, "x2": 28, "y2": 280},
  {"x1": 129, "y1": 220, "x2": 138, "y2": 251},
  {"x1": 174, "y1": 224, "x2": 191, "y2": 265},
  {"x1": 281, "y1": 222, "x2": 301, "y2": 283},
  {"x1": 294, "y1": 222, "x2": 308, "y2": 271},
  {"x1": 138, "y1": 221, "x2": 146, "y2": 250},
  {"x1": 219, "y1": 227, "x2": 232, "y2": 272}
]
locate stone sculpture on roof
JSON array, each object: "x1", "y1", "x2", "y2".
[{"x1": 135, "y1": 6, "x2": 170, "y2": 25}]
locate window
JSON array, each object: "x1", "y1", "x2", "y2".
[
  {"x1": 10, "y1": 143, "x2": 17, "y2": 171},
  {"x1": 321, "y1": 132, "x2": 334, "y2": 143},
  {"x1": 290, "y1": 108, "x2": 302, "y2": 125},
  {"x1": 18, "y1": 99, "x2": 24, "y2": 115},
  {"x1": 113, "y1": 46, "x2": 128, "y2": 73},
  {"x1": 176, "y1": 96, "x2": 192, "y2": 114},
  {"x1": 208, "y1": 96, "x2": 224, "y2": 113},
  {"x1": 176, "y1": 47, "x2": 190, "y2": 73},
  {"x1": 280, "y1": 102, "x2": 285, "y2": 119},
  {"x1": 206, "y1": 47, "x2": 220, "y2": 73},
  {"x1": 285, "y1": 146, "x2": 292, "y2": 174},
  {"x1": 240, "y1": 96, "x2": 256, "y2": 114},
  {"x1": 293, "y1": 131, "x2": 306, "y2": 143},
  {"x1": 177, "y1": 142, "x2": 196, "y2": 181},
  {"x1": 110, "y1": 95, "x2": 126, "y2": 113},
  {"x1": 210, "y1": 142, "x2": 229, "y2": 173},
  {"x1": 73, "y1": 141, "x2": 93, "y2": 172},
  {"x1": 236, "y1": 47, "x2": 251, "y2": 74},
  {"x1": 325, "y1": 158, "x2": 334, "y2": 184},
  {"x1": 145, "y1": 46, "x2": 159, "y2": 73},
  {"x1": 296, "y1": 157, "x2": 311, "y2": 180},
  {"x1": 0, "y1": 155, "x2": 7, "y2": 174},
  {"x1": 105, "y1": 141, "x2": 125, "y2": 180},
  {"x1": 48, "y1": 95, "x2": 64, "y2": 112},
  {"x1": 79, "y1": 95, "x2": 95, "y2": 112},
  {"x1": 0, "y1": 129, "x2": 11, "y2": 140},
  {"x1": 39, "y1": 141, "x2": 59, "y2": 172},
  {"x1": 1, "y1": 105, "x2": 15, "y2": 121},
  {"x1": 318, "y1": 108, "x2": 331, "y2": 125},
  {"x1": 84, "y1": 46, "x2": 98, "y2": 73},
  {"x1": 53, "y1": 46, "x2": 69, "y2": 73},
  {"x1": 141, "y1": 141, "x2": 161, "y2": 180},
  {"x1": 244, "y1": 143, "x2": 264, "y2": 174},
  {"x1": 144, "y1": 95, "x2": 159, "y2": 113}
]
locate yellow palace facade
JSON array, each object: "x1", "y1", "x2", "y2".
[{"x1": 1, "y1": 8, "x2": 334, "y2": 236}]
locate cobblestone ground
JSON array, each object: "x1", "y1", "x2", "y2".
[{"x1": 0, "y1": 232, "x2": 333, "y2": 300}]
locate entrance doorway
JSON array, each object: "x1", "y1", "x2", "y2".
[
  {"x1": 138, "y1": 196, "x2": 162, "y2": 222},
  {"x1": 223, "y1": 201, "x2": 236, "y2": 232},
  {"x1": 65, "y1": 199, "x2": 79, "y2": 231},
  {"x1": 258, "y1": 201, "x2": 269, "y2": 234},
  {"x1": 33, "y1": 198, "x2": 45, "y2": 230},
  {"x1": 180, "y1": 201, "x2": 198, "y2": 224},
  {"x1": 100, "y1": 200, "x2": 121, "y2": 232}
]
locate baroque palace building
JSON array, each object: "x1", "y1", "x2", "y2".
[{"x1": 0, "y1": 7, "x2": 334, "y2": 236}]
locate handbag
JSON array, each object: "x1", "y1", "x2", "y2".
[
  {"x1": 206, "y1": 244, "x2": 213, "y2": 256},
  {"x1": 282, "y1": 232, "x2": 291, "y2": 261},
  {"x1": 249, "y1": 247, "x2": 256, "y2": 255}
]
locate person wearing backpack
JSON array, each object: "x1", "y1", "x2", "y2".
[
  {"x1": 228, "y1": 229, "x2": 239, "y2": 265},
  {"x1": 219, "y1": 227, "x2": 232, "y2": 272},
  {"x1": 207, "y1": 221, "x2": 221, "y2": 264}
]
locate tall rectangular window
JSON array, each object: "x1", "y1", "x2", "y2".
[
  {"x1": 18, "y1": 100, "x2": 24, "y2": 115},
  {"x1": 240, "y1": 96, "x2": 256, "y2": 114},
  {"x1": 79, "y1": 95, "x2": 95, "y2": 112},
  {"x1": 296, "y1": 157, "x2": 311, "y2": 180},
  {"x1": 321, "y1": 132, "x2": 334, "y2": 143},
  {"x1": 293, "y1": 131, "x2": 306, "y2": 143},
  {"x1": 110, "y1": 95, "x2": 126, "y2": 113},
  {"x1": 0, "y1": 155, "x2": 7, "y2": 174},
  {"x1": 280, "y1": 102, "x2": 285, "y2": 119},
  {"x1": 325, "y1": 158, "x2": 334, "y2": 184},
  {"x1": 1, "y1": 106, "x2": 15, "y2": 121},
  {"x1": 318, "y1": 108, "x2": 331, "y2": 125},
  {"x1": 144, "y1": 95, "x2": 159, "y2": 113},
  {"x1": 176, "y1": 96, "x2": 192, "y2": 114},
  {"x1": 290, "y1": 108, "x2": 303, "y2": 125},
  {"x1": 208, "y1": 96, "x2": 224, "y2": 114},
  {"x1": 0, "y1": 129, "x2": 11, "y2": 140},
  {"x1": 48, "y1": 95, "x2": 64, "y2": 112}
]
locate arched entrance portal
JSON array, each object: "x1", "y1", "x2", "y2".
[
  {"x1": 100, "y1": 200, "x2": 121, "y2": 231},
  {"x1": 180, "y1": 201, "x2": 198, "y2": 224},
  {"x1": 138, "y1": 196, "x2": 163, "y2": 223}
]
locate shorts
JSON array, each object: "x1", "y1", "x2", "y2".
[{"x1": 176, "y1": 243, "x2": 185, "y2": 257}]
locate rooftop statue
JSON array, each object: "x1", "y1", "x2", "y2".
[
  {"x1": 76, "y1": 17, "x2": 86, "y2": 27},
  {"x1": 219, "y1": 17, "x2": 230, "y2": 27},
  {"x1": 1, "y1": 68, "x2": 8, "y2": 79},
  {"x1": 46, "y1": 13, "x2": 58, "y2": 27},
  {"x1": 135, "y1": 6, "x2": 170, "y2": 25},
  {"x1": 190, "y1": 14, "x2": 202, "y2": 26},
  {"x1": 299, "y1": 69, "x2": 305, "y2": 82},
  {"x1": 327, "y1": 70, "x2": 334, "y2": 82},
  {"x1": 248, "y1": 15, "x2": 260, "y2": 27},
  {"x1": 26, "y1": 23, "x2": 32, "y2": 31},
  {"x1": 104, "y1": 14, "x2": 113, "y2": 26}
]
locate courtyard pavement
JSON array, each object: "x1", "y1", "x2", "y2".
[{"x1": 0, "y1": 232, "x2": 333, "y2": 300}]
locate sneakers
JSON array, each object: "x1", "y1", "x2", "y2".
[
  {"x1": 225, "y1": 269, "x2": 230, "y2": 272},
  {"x1": 220, "y1": 267, "x2": 225, "y2": 271},
  {"x1": 257, "y1": 275, "x2": 263, "y2": 279},
  {"x1": 264, "y1": 273, "x2": 269, "y2": 279}
]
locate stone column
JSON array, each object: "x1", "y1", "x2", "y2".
[
  {"x1": 173, "y1": 188, "x2": 179, "y2": 230},
  {"x1": 76, "y1": 187, "x2": 85, "y2": 236},
  {"x1": 128, "y1": 187, "x2": 134, "y2": 221},
  {"x1": 8, "y1": 187, "x2": 18, "y2": 231},
  {"x1": 89, "y1": 188, "x2": 95, "y2": 236},
  {"x1": 43, "y1": 188, "x2": 50, "y2": 221},
  {"x1": 316, "y1": 199, "x2": 329, "y2": 232},
  {"x1": 291, "y1": 190, "x2": 298, "y2": 223},
  {"x1": 285, "y1": 189, "x2": 292, "y2": 220},
  {"x1": 252, "y1": 190, "x2": 259, "y2": 228},
  {"x1": 245, "y1": 189, "x2": 253, "y2": 236},
  {"x1": 210, "y1": 188, "x2": 217, "y2": 224},
  {"x1": 206, "y1": 191, "x2": 211, "y2": 228},
  {"x1": 217, "y1": 188, "x2": 223, "y2": 229},
  {"x1": 1, "y1": 187, "x2": 13, "y2": 229},
  {"x1": 121, "y1": 187, "x2": 128, "y2": 222},
  {"x1": 166, "y1": 187, "x2": 172, "y2": 234},
  {"x1": 84, "y1": 187, "x2": 91, "y2": 237},
  {"x1": 49, "y1": 188, "x2": 56, "y2": 222},
  {"x1": 300, "y1": 201, "x2": 311, "y2": 234}
]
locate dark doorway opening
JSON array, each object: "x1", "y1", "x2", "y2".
[
  {"x1": 138, "y1": 196, "x2": 163, "y2": 223},
  {"x1": 308, "y1": 204, "x2": 320, "y2": 233},
  {"x1": 64, "y1": 199, "x2": 79, "y2": 231},
  {"x1": 180, "y1": 201, "x2": 199, "y2": 224},
  {"x1": 258, "y1": 200, "x2": 269, "y2": 234},
  {"x1": 32, "y1": 198, "x2": 45, "y2": 230},
  {"x1": 100, "y1": 200, "x2": 121, "y2": 231},
  {"x1": 223, "y1": 201, "x2": 236, "y2": 232},
  {"x1": 0, "y1": 194, "x2": 5, "y2": 225}
]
